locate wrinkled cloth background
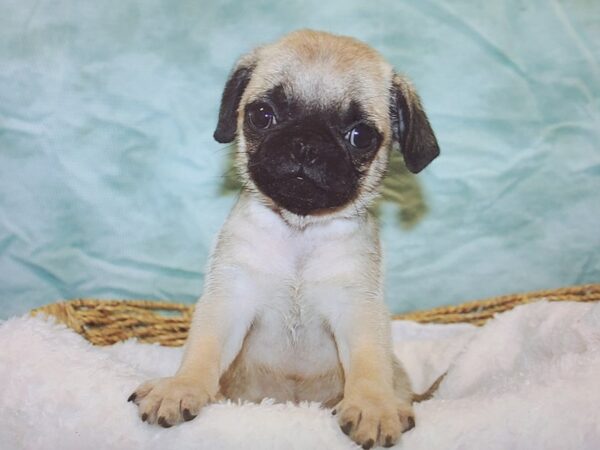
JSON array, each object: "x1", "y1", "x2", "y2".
[{"x1": 0, "y1": 0, "x2": 599, "y2": 319}]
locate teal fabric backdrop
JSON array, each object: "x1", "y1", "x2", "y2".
[{"x1": 1, "y1": 0, "x2": 599, "y2": 319}]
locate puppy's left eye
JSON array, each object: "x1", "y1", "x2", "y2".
[
  {"x1": 247, "y1": 103, "x2": 277, "y2": 129},
  {"x1": 345, "y1": 124, "x2": 376, "y2": 149}
]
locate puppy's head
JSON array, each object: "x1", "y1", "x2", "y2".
[{"x1": 214, "y1": 30, "x2": 439, "y2": 219}]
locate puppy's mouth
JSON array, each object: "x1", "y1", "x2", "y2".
[
  {"x1": 250, "y1": 163, "x2": 357, "y2": 216},
  {"x1": 262, "y1": 177, "x2": 347, "y2": 216}
]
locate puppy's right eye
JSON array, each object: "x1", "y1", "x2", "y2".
[
  {"x1": 345, "y1": 123, "x2": 376, "y2": 149},
  {"x1": 247, "y1": 103, "x2": 277, "y2": 129}
]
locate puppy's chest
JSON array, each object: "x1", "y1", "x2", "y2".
[
  {"x1": 245, "y1": 281, "x2": 337, "y2": 375},
  {"x1": 229, "y1": 208, "x2": 365, "y2": 373},
  {"x1": 261, "y1": 276, "x2": 320, "y2": 343},
  {"x1": 240, "y1": 239, "x2": 342, "y2": 373}
]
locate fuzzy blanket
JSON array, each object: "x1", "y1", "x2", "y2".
[{"x1": 1, "y1": 301, "x2": 599, "y2": 450}]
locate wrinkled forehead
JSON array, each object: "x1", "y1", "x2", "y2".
[{"x1": 244, "y1": 37, "x2": 394, "y2": 123}]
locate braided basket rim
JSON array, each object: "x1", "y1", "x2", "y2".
[{"x1": 30, "y1": 283, "x2": 600, "y2": 346}]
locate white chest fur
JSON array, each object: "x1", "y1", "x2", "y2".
[{"x1": 210, "y1": 194, "x2": 378, "y2": 380}]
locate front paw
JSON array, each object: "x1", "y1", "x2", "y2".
[
  {"x1": 128, "y1": 376, "x2": 213, "y2": 427},
  {"x1": 334, "y1": 388, "x2": 414, "y2": 449}
]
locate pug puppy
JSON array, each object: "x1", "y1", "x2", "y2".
[{"x1": 128, "y1": 29, "x2": 439, "y2": 449}]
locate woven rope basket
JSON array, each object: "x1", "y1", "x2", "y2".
[{"x1": 31, "y1": 284, "x2": 600, "y2": 347}]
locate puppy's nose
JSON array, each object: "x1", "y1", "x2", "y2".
[{"x1": 291, "y1": 137, "x2": 319, "y2": 166}]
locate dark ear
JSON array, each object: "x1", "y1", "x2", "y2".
[
  {"x1": 390, "y1": 74, "x2": 440, "y2": 173},
  {"x1": 213, "y1": 60, "x2": 255, "y2": 144}
]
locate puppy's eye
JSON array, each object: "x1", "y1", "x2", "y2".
[
  {"x1": 247, "y1": 103, "x2": 277, "y2": 129},
  {"x1": 345, "y1": 124, "x2": 376, "y2": 149}
]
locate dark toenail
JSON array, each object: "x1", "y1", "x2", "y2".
[
  {"x1": 158, "y1": 416, "x2": 172, "y2": 428},
  {"x1": 405, "y1": 416, "x2": 415, "y2": 431},
  {"x1": 362, "y1": 439, "x2": 375, "y2": 449},
  {"x1": 384, "y1": 435, "x2": 394, "y2": 447},
  {"x1": 127, "y1": 393, "x2": 137, "y2": 402},
  {"x1": 341, "y1": 421, "x2": 353, "y2": 435},
  {"x1": 183, "y1": 409, "x2": 197, "y2": 422},
  {"x1": 141, "y1": 413, "x2": 148, "y2": 422}
]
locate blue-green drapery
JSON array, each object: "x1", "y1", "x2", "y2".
[{"x1": 0, "y1": 0, "x2": 598, "y2": 318}]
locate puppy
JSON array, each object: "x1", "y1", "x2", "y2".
[{"x1": 129, "y1": 29, "x2": 439, "y2": 449}]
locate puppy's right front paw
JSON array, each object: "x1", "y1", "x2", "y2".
[{"x1": 128, "y1": 376, "x2": 213, "y2": 427}]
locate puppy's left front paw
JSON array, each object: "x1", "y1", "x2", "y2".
[{"x1": 334, "y1": 389, "x2": 414, "y2": 449}]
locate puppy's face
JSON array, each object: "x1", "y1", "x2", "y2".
[
  {"x1": 214, "y1": 30, "x2": 439, "y2": 218},
  {"x1": 242, "y1": 85, "x2": 379, "y2": 216}
]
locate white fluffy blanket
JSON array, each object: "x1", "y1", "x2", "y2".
[{"x1": 1, "y1": 301, "x2": 599, "y2": 450}]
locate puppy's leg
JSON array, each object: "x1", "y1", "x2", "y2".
[
  {"x1": 331, "y1": 305, "x2": 414, "y2": 449},
  {"x1": 128, "y1": 290, "x2": 256, "y2": 427}
]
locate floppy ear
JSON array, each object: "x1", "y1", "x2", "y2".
[
  {"x1": 213, "y1": 57, "x2": 256, "y2": 144},
  {"x1": 390, "y1": 73, "x2": 440, "y2": 173}
]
